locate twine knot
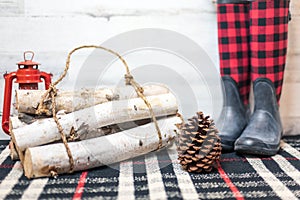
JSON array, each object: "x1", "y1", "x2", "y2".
[
  {"x1": 49, "y1": 83, "x2": 58, "y2": 96},
  {"x1": 125, "y1": 74, "x2": 133, "y2": 85}
]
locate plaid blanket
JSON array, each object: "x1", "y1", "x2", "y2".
[{"x1": 1, "y1": 136, "x2": 300, "y2": 200}]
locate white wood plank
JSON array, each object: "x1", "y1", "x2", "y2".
[
  {"x1": 0, "y1": 0, "x2": 24, "y2": 16},
  {"x1": 282, "y1": 117, "x2": 300, "y2": 136},
  {"x1": 288, "y1": 16, "x2": 300, "y2": 54},
  {"x1": 280, "y1": 83, "x2": 300, "y2": 117},
  {"x1": 23, "y1": 0, "x2": 215, "y2": 17},
  {"x1": 291, "y1": 0, "x2": 300, "y2": 15}
]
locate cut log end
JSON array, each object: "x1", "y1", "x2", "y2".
[
  {"x1": 9, "y1": 141, "x2": 19, "y2": 161},
  {"x1": 24, "y1": 149, "x2": 34, "y2": 179},
  {"x1": 10, "y1": 131, "x2": 25, "y2": 164}
]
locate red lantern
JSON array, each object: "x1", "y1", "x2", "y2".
[{"x1": 2, "y1": 51, "x2": 52, "y2": 134}]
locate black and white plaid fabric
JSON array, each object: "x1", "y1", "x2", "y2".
[{"x1": 1, "y1": 136, "x2": 300, "y2": 199}]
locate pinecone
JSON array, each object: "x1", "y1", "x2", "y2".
[{"x1": 177, "y1": 112, "x2": 222, "y2": 173}]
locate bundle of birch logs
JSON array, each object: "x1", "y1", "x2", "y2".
[
  {"x1": 10, "y1": 84, "x2": 182, "y2": 179},
  {"x1": 8, "y1": 45, "x2": 184, "y2": 179}
]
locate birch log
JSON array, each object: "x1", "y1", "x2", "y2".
[
  {"x1": 9, "y1": 116, "x2": 26, "y2": 161},
  {"x1": 9, "y1": 116, "x2": 26, "y2": 129},
  {"x1": 15, "y1": 84, "x2": 169, "y2": 115},
  {"x1": 9, "y1": 141, "x2": 19, "y2": 160},
  {"x1": 11, "y1": 92, "x2": 178, "y2": 152},
  {"x1": 23, "y1": 116, "x2": 182, "y2": 179},
  {"x1": 10, "y1": 119, "x2": 152, "y2": 163},
  {"x1": 9, "y1": 115, "x2": 150, "y2": 162}
]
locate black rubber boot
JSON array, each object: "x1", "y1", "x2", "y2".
[
  {"x1": 234, "y1": 78, "x2": 283, "y2": 156},
  {"x1": 217, "y1": 76, "x2": 249, "y2": 152}
]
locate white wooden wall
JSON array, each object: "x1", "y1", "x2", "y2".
[
  {"x1": 0, "y1": 0, "x2": 299, "y2": 139},
  {"x1": 280, "y1": 0, "x2": 300, "y2": 135}
]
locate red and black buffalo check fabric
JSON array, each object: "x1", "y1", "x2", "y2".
[
  {"x1": 1, "y1": 136, "x2": 300, "y2": 199},
  {"x1": 217, "y1": 0, "x2": 290, "y2": 104}
]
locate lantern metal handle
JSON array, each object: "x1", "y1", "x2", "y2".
[{"x1": 24, "y1": 51, "x2": 35, "y2": 61}]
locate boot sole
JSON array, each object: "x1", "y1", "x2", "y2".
[
  {"x1": 221, "y1": 143, "x2": 234, "y2": 152},
  {"x1": 235, "y1": 145, "x2": 279, "y2": 156}
]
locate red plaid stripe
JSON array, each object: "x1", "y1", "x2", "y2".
[
  {"x1": 217, "y1": 4, "x2": 251, "y2": 105},
  {"x1": 250, "y1": 0, "x2": 290, "y2": 102},
  {"x1": 217, "y1": 0, "x2": 290, "y2": 103}
]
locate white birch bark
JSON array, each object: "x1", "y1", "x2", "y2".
[
  {"x1": 23, "y1": 116, "x2": 182, "y2": 179},
  {"x1": 11, "y1": 93, "x2": 178, "y2": 152},
  {"x1": 15, "y1": 84, "x2": 169, "y2": 115}
]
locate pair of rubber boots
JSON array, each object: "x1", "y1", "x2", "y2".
[{"x1": 217, "y1": 76, "x2": 283, "y2": 156}]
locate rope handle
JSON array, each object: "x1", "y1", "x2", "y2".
[{"x1": 36, "y1": 45, "x2": 163, "y2": 175}]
